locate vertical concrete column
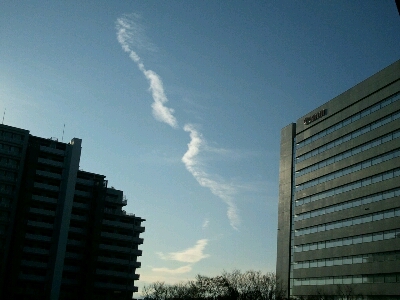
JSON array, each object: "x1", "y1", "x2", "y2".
[
  {"x1": 276, "y1": 123, "x2": 295, "y2": 298},
  {"x1": 49, "y1": 138, "x2": 81, "y2": 300}
]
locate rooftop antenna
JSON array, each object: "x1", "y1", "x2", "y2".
[
  {"x1": 61, "y1": 123, "x2": 65, "y2": 142},
  {"x1": 2, "y1": 108, "x2": 5, "y2": 124}
]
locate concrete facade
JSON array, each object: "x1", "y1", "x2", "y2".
[
  {"x1": 0, "y1": 124, "x2": 145, "y2": 300},
  {"x1": 277, "y1": 60, "x2": 400, "y2": 299}
]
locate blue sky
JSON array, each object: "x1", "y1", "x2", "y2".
[{"x1": 1, "y1": 0, "x2": 399, "y2": 294}]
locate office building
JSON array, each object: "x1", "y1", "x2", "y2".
[
  {"x1": 0, "y1": 124, "x2": 145, "y2": 300},
  {"x1": 277, "y1": 60, "x2": 400, "y2": 299}
]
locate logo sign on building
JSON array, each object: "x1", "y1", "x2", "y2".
[{"x1": 304, "y1": 109, "x2": 327, "y2": 125}]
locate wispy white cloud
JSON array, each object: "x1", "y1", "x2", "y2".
[
  {"x1": 116, "y1": 14, "x2": 178, "y2": 128},
  {"x1": 202, "y1": 218, "x2": 209, "y2": 229},
  {"x1": 157, "y1": 239, "x2": 210, "y2": 263},
  {"x1": 115, "y1": 13, "x2": 241, "y2": 229},
  {"x1": 152, "y1": 265, "x2": 192, "y2": 274},
  {"x1": 182, "y1": 124, "x2": 240, "y2": 230}
]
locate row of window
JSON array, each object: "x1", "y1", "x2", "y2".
[
  {"x1": 295, "y1": 167, "x2": 400, "y2": 206},
  {"x1": 294, "y1": 188, "x2": 400, "y2": 221},
  {"x1": 0, "y1": 170, "x2": 17, "y2": 181},
  {"x1": 293, "y1": 250, "x2": 400, "y2": 270},
  {"x1": 296, "y1": 148, "x2": 400, "y2": 192},
  {"x1": 0, "y1": 196, "x2": 11, "y2": 208},
  {"x1": 295, "y1": 207, "x2": 399, "y2": 236},
  {"x1": 0, "y1": 130, "x2": 24, "y2": 142},
  {"x1": 294, "y1": 228, "x2": 400, "y2": 253},
  {"x1": 293, "y1": 273, "x2": 400, "y2": 286},
  {"x1": 0, "y1": 157, "x2": 19, "y2": 169},
  {"x1": 0, "y1": 143, "x2": 21, "y2": 155},
  {"x1": 296, "y1": 92, "x2": 400, "y2": 149},
  {"x1": 296, "y1": 129, "x2": 400, "y2": 178},
  {"x1": 296, "y1": 109, "x2": 400, "y2": 163}
]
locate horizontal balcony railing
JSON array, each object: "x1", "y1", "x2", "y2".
[
  {"x1": 27, "y1": 220, "x2": 54, "y2": 229},
  {"x1": 101, "y1": 232, "x2": 131, "y2": 241},
  {"x1": 68, "y1": 227, "x2": 87, "y2": 235},
  {"x1": 33, "y1": 182, "x2": 60, "y2": 192},
  {"x1": 19, "y1": 273, "x2": 46, "y2": 282},
  {"x1": 29, "y1": 207, "x2": 56, "y2": 217},
  {"x1": 94, "y1": 282, "x2": 136, "y2": 291},
  {"x1": 73, "y1": 202, "x2": 89, "y2": 209},
  {"x1": 63, "y1": 265, "x2": 81, "y2": 272},
  {"x1": 102, "y1": 219, "x2": 133, "y2": 229},
  {"x1": 97, "y1": 256, "x2": 141, "y2": 268},
  {"x1": 70, "y1": 214, "x2": 87, "y2": 222},
  {"x1": 67, "y1": 239, "x2": 85, "y2": 247},
  {"x1": 76, "y1": 177, "x2": 95, "y2": 186},
  {"x1": 32, "y1": 195, "x2": 58, "y2": 204},
  {"x1": 61, "y1": 278, "x2": 79, "y2": 285},
  {"x1": 134, "y1": 225, "x2": 145, "y2": 232},
  {"x1": 37, "y1": 157, "x2": 64, "y2": 167},
  {"x1": 99, "y1": 244, "x2": 142, "y2": 256},
  {"x1": 105, "y1": 196, "x2": 127, "y2": 206},
  {"x1": 36, "y1": 170, "x2": 62, "y2": 180},
  {"x1": 74, "y1": 190, "x2": 91, "y2": 198},
  {"x1": 25, "y1": 233, "x2": 52, "y2": 242},
  {"x1": 20, "y1": 260, "x2": 47, "y2": 269},
  {"x1": 96, "y1": 269, "x2": 139, "y2": 280},
  {"x1": 40, "y1": 145, "x2": 65, "y2": 156},
  {"x1": 23, "y1": 246, "x2": 49, "y2": 255},
  {"x1": 65, "y1": 252, "x2": 83, "y2": 260}
]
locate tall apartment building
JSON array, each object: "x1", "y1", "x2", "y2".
[
  {"x1": 277, "y1": 60, "x2": 400, "y2": 299},
  {"x1": 0, "y1": 124, "x2": 145, "y2": 300}
]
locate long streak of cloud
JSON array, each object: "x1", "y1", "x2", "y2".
[
  {"x1": 116, "y1": 15, "x2": 178, "y2": 128},
  {"x1": 115, "y1": 13, "x2": 240, "y2": 229},
  {"x1": 182, "y1": 124, "x2": 240, "y2": 229}
]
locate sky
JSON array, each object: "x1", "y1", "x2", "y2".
[{"x1": 1, "y1": 0, "x2": 399, "y2": 295}]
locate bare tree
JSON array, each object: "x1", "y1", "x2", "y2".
[{"x1": 142, "y1": 270, "x2": 286, "y2": 300}]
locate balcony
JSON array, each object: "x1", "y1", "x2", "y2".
[
  {"x1": 73, "y1": 201, "x2": 89, "y2": 209},
  {"x1": 38, "y1": 157, "x2": 64, "y2": 168},
  {"x1": 97, "y1": 256, "x2": 141, "y2": 268},
  {"x1": 94, "y1": 282, "x2": 136, "y2": 291},
  {"x1": 23, "y1": 246, "x2": 49, "y2": 255},
  {"x1": 96, "y1": 269, "x2": 139, "y2": 280},
  {"x1": 40, "y1": 145, "x2": 65, "y2": 156},
  {"x1": 29, "y1": 207, "x2": 56, "y2": 217},
  {"x1": 101, "y1": 232, "x2": 132, "y2": 242},
  {"x1": 102, "y1": 219, "x2": 133, "y2": 229},
  {"x1": 32, "y1": 195, "x2": 58, "y2": 204},
  {"x1": 134, "y1": 225, "x2": 145, "y2": 233},
  {"x1": 67, "y1": 239, "x2": 85, "y2": 247},
  {"x1": 70, "y1": 214, "x2": 87, "y2": 222},
  {"x1": 65, "y1": 252, "x2": 83, "y2": 260},
  {"x1": 76, "y1": 177, "x2": 94, "y2": 186},
  {"x1": 62, "y1": 278, "x2": 79, "y2": 285},
  {"x1": 27, "y1": 220, "x2": 54, "y2": 229},
  {"x1": 63, "y1": 265, "x2": 81, "y2": 272},
  {"x1": 20, "y1": 260, "x2": 47, "y2": 269},
  {"x1": 74, "y1": 189, "x2": 91, "y2": 198},
  {"x1": 68, "y1": 227, "x2": 87, "y2": 235},
  {"x1": 19, "y1": 273, "x2": 46, "y2": 282},
  {"x1": 25, "y1": 233, "x2": 52, "y2": 242},
  {"x1": 36, "y1": 170, "x2": 62, "y2": 180},
  {"x1": 33, "y1": 182, "x2": 60, "y2": 192},
  {"x1": 99, "y1": 244, "x2": 142, "y2": 255},
  {"x1": 105, "y1": 196, "x2": 127, "y2": 206}
]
